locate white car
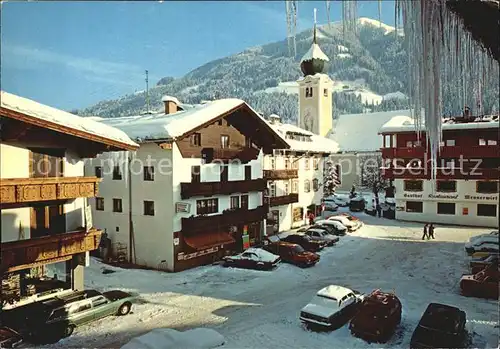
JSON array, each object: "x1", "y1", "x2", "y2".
[
  {"x1": 223, "y1": 247, "x2": 281, "y2": 270},
  {"x1": 304, "y1": 229, "x2": 339, "y2": 246},
  {"x1": 325, "y1": 194, "x2": 350, "y2": 207},
  {"x1": 121, "y1": 328, "x2": 224, "y2": 349},
  {"x1": 469, "y1": 231, "x2": 499, "y2": 244},
  {"x1": 300, "y1": 285, "x2": 362, "y2": 328},
  {"x1": 326, "y1": 215, "x2": 359, "y2": 231},
  {"x1": 315, "y1": 220, "x2": 348, "y2": 235},
  {"x1": 465, "y1": 239, "x2": 499, "y2": 255}
]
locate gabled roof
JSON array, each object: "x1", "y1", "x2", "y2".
[
  {"x1": 93, "y1": 98, "x2": 289, "y2": 149},
  {"x1": 268, "y1": 122, "x2": 339, "y2": 154},
  {"x1": 0, "y1": 91, "x2": 138, "y2": 151}
]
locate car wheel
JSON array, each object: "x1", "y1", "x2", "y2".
[
  {"x1": 64, "y1": 324, "x2": 75, "y2": 338},
  {"x1": 118, "y1": 302, "x2": 132, "y2": 316}
]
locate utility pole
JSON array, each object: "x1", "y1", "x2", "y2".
[{"x1": 145, "y1": 70, "x2": 150, "y2": 113}]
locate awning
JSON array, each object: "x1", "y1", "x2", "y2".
[{"x1": 183, "y1": 232, "x2": 235, "y2": 251}]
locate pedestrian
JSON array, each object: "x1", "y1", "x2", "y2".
[
  {"x1": 376, "y1": 202, "x2": 382, "y2": 218},
  {"x1": 429, "y1": 223, "x2": 435, "y2": 239},
  {"x1": 422, "y1": 224, "x2": 428, "y2": 240},
  {"x1": 308, "y1": 211, "x2": 315, "y2": 226}
]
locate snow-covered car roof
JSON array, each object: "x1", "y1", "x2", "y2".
[
  {"x1": 306, "y1": 228, "x2": 328, "y2": 234},
  {"x1": 315, "y1": 220, "x2": 347, "y2": 229},
  {"x1": 317, "y1": 285, "x2": 353, "y2": 300},
  {"x1": 327, "y1": 216, "x2": 353, "y2": 225},
  {"x1": 239, "y1": 248, "x2": 279, "y2": 262},
  {"x1": 121, "y1": 328, "x2": 224, "y2": 349}
]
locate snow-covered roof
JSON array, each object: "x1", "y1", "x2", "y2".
[
  {"x1": 330, "y1": 109, "x2": 416, "y2": 152},
  {"x1": 269, "y1": 121, "x2": 339, "y2": 154},
  {"x1": 317, "y1": 285, "x2": 352, "y2": 300},
  {"x1": 0, "y1": 91, "x2": 138, "y2": 150},
  {"x1": 380, "y1": 114, "x2": 500, "y2": 133},
  {"x1": 161, "y1": 95, "x2": 180, "y2": 105},
  {"x1": 301, "y1": 43, "x2": 330, "y2": 62},
  {"x1": 121, "y1": 328, "x2": 225, "y2": 349},
  {"x1": 92, "y1": 98, "x2": 285, "y2": 143}
]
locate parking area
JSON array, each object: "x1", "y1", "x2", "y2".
[{"x1": 40, "y1": 213, "x2": 498, "y2": 348}]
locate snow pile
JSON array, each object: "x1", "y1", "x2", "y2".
[
  {"x1": 337, "y1": 53, "x2": 352, "y2": 59},
  {"x1": 330, "y1": 109, "x2": 414, "y2": 152},
  {"x1": 0, "y1": 91, "x2": 138, "y2": 148},
  {"x1": 383, "y1": 91, "x2": 408, "y2": 101},
  {"x1": 121, "y1": 328, "x2": 224, "y2": 349},
  {"x1": 301, "y1": 43, "x2": 330, "y2": 63},
  {"x1": 161, "y1": 95, "x2": 180, "y2": 105}
]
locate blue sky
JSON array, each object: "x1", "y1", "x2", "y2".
[{"x1": 1, "y1": 1, "x2": 395, "y2": 110}]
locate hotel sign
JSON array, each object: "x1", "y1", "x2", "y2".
[
  {"x1": 402, "y1": 192, "x2": 498, "y2": 201},
  {"x1": 175, "y1": 202, "x2": 191, "y2": 213},
  {"x1": 464, "y1": 195, "x2": 498, "y2": 201},
  {"x1": 428, "y1": 194, "x2": 459, "y2": 200}
]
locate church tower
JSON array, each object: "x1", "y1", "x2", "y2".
[{"x1": 297, "y1": 11, "x2": 333, "y2": 137}]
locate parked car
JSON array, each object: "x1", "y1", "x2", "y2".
[
  {"x1": 314, "y1": 220, "x2": 348, "y2": 236},
  {"x1": 223, "y1": 248, "x2": 280, "y2": 270},
  {"x1": 121, "y1": 328, "x2": 225, "y2": 349},
  {"x1": 3, "y1": 289, "x2": 137, "y2": 344},
  {"x1": 325, "y1": 194, "x2": 349, "y2": 207},
  {"x1": 460, "y1": 263, "x2": 499, "y2": 299},
  {"x1": 303, "y1": 228, "x2": 339, "y2": 246},
  {"x1": 410, "y1": 303, "x2": 467, "y2": 348},
  {"x1": 349, "y1": 196, "x2": 366, "y2": 212},
  {"x1": 264, "y1": 242, "x2": 320, "y2": 267},
  {"x1": 282, "y1": 234, "x2": 325, "y2": 252},
  {"x1": 469, "y1": 230, "x2": 499, "y2": 244},
  {"x1": 349, "y1": 289, "x2": 402, "y2": 343},
  {"x1": 300, "y1": 285, "x2": 362, "y2": 330},
  {"x1": 470, "y1": 254, "x2": 499, "y2": 274},
  {"x1": 298, "y1": 224, "x2": 337, "y2": 236},
  {"x1": 0, "y1": 327, "x2": 22, "y2": 348},
  {"x1": 322, "y1": 199, "x2": 339, "y2": 212},
  {"x1": 465, "y1": 240, "x2": 499, "y2": 255},
  {"x1": 326, "y1": 215, "x2": 360, "y2": 231}
]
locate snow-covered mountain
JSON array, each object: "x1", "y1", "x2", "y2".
[{"x1": 76, "y1": 17, "x2": 498, "y2": 121}]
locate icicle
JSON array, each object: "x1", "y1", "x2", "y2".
[
  {"x1": 326, "y1": 0, "x2": 331, "y2": 29},
  {"x1": 378, "y1": 0, "x2": 382, "y2": 28},
  {"x1": 342, "y1": 1, "x2": 358, "y2": 40}
]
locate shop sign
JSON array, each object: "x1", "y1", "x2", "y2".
[
  {"x1": 242, "y1": 235, "x2": 250, "y2": 249},
  {"x1": 85, "y1": 205, "x2": 93, "y2": 232},
  {"x1": 464, "y1": 195, "x2": 498, "y2": 201},
  {"x1": 175, "y1": 202, "x2": 191, "y2": 213},
  {"x1": 177, "y1": 246, "x2": 218, "y2": 261},
  {"x1": 403, "y1": 193, "x2": 423, "y2": 198},
  {"x1": 173, "y1": 238, "x2": 180, "y2": 246},
  {"x1": 428, "y1": 194, "x2": 459, "y2": 200},
  {"x1": 463, "y1": 207, "x2": 469, "y2": 215},
  {"x1": 243, "y1": 225, "x2": 248, "y2": 235}
]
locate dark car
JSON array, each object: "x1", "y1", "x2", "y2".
[
  {"x1": 350, "y1": 290, "x2": 402, "y2": 343},
  {"x1": 0, "y1": 327, "x2": 22, "y2": 348},
  {"x1": 410, "y1": 303, "x2": 467, "y2": 348},
  {"x1": 470, "y1": 254, "x2": 498, "y2": 274},
  {"x1": 223, "y1": 247, "x2": 280, "y2": 270},
  {"x1": 264, "y1": 242, "x2": 320, "y2": 267},
  {"x1": 460, "y1": 263, "x2": 499, "y2": 300},
  {"x1": 2, "y1": 289, "x2": 137, "y2": 344},
  {"x1": 349, "y1": 196, "x2": 366, "y2": 212},
  {"x1": 282, "y1": 234, "x2": 325, "y2": 252}
]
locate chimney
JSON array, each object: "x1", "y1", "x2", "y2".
[
  {"x1": 268, "y1": 114, "x2": 281, "y2": 125},
  {"x1": 161, "y1": 95, "x2": 180, "y2": 115}
]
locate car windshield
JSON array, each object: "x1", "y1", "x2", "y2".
[
  {"x1": 293, "y1": 245, "x2": 305, "y2": 254},
  {"x1": 316, "y1": 294, "x2": 338, "y2": 302},
  {"x1": 420, "y1": 308, "x2": 462, "y2": 333}
]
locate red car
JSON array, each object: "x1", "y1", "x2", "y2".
[
  {"x1": 349, "y1": 289, "x2": 402, "y2": 343},
  {"x1": 460, "y1": 263, "x2": 499, "y2": 299},
  {"x1": 264, "y1": 242, "x2": 319, "y2": 268}
]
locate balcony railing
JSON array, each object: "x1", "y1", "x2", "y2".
[
  {"x1": 181, "y1": 205, "x2": 268, "y2": 233},
  {"x1": 269, "y1": 193, "x2": 299, "y2": 207},
  {"x1": 1, "y1": 228, "x2": 102, "y2": 273},
  {"x1": 180, "y1": 179, "x2": 266, "y2": 199},
  {"x1": 382, "y1": 167, "x2": 499, "y2": 180},
  {"x1": 0, "y1": 176, "x2": 101, "y2": 206},
  {"x1": 263, "y1": 169, "x2": 299, "y2": 180},
  {"x1": 382, "y1": 145, "x2": 498, "y2": 159}
]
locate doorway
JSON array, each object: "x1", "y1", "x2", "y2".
[{"x1": 31, "y1": 203, "x2": 66, "y2": 238}]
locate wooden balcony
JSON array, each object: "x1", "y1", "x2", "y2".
[
  {"x1": 0, "y1": 176, "x2": 101, "y2": 207},
  {"x1": 269, "y1": 193, "x2": 299, "y2": 207},
  {"x1": 202, "y1": 147, "x2": 259, "y2": 164},
  {"x1": 1, "y1": 228, "x2": 102, "y2": 273},
  {"x1": 181, "y1": 205, "x2": 268, "y2": 233},
  {"x1": 263, "y1": 169, "x2": 299, "y2": 180},
  {"x1": 382, "y1": 167, "x2": 499, "y2": 180},
  {"x1": 381, "y1": 147, "x2": 425, "y2": 159},
  {"x1": 180, "y1": 179, "x2": 266, "y2": 199}
]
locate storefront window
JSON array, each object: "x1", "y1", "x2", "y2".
[{"x1": 406, "y1": 201, "x2": 423, "y2": 213}]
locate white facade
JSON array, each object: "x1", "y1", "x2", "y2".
[
  {"x1": 1, "y1": 143, "x2": 86, "y2": 243},
  {"x1": 86, "y1": 143, "x2": 264, "y2": 271},
  {"x1": 394, "y1": 179, "x2": 499, "y2": 228}
]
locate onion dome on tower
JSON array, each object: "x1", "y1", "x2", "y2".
[{"x1": 300, "y1": 19, "x2": 330, "y2": 76}]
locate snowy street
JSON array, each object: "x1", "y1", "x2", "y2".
[{"x1": 46, "y1": 214, "x2": 498, "y2": 349}]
